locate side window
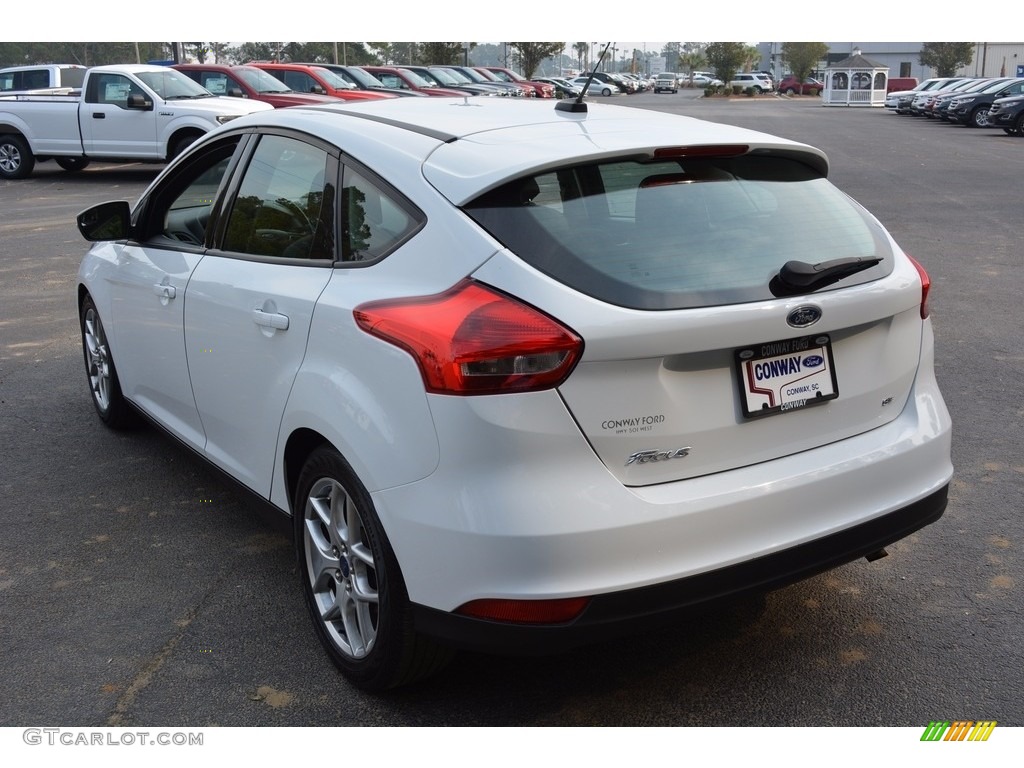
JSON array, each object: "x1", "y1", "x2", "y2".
[
  {"x1": 340, "y1": 167, "x2": 421, "y2": 263},
  {"x1": 145, "y1": 137, "x2": 242, "y2": 246},
  {"x1": 223, "y1": 135, "x2": 334, "y2": 260},
  {"x1": 283, "y1": 71, "x2": 314, "y2": 93},
  {"x1": 200, "y1": 73, "x2": 229, "y2": 95},
  {"x1": 86, "y1": 73, "x2": 144, "y2": 107}
]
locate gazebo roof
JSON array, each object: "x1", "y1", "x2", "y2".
[{"x1": 828, "y1": 53, "x2": 887, "y2": 69}]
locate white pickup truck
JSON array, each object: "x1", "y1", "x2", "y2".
[{"x1": 0, "y1": 64, "x2": 273, "y2": 179}]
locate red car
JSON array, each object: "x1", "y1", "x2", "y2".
[
  {"x1": 777, "y1": 76, "x2": 824, "y2": 96},
  {"x1": 477, "y1": 66, "x2": 555, "y2": 98},
  {"x1": 362, "y1": 66, "x2": 472, "y2": 97},
  {"x1": 172, "y1": 64, "x2": 343, "y2": 107},
  {"x1": 248, "y1": 62, "x2": 393, "y2": 102}
]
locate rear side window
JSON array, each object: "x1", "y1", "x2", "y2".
[{"x1": 464, "y1": 154, "x2": 893, "y2": 310}]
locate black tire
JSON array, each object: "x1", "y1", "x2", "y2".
[
  {"x1": 785, "y1": 87, "x2": 796, "y2": 96},
  {"x1": 79, "y1": 294, "x2": 137, "y2": 429},
  {"x1": 0, "y1": 134, "x2": 35, "y2": 180},
  {"x1": 753, "y1": 86, "x2": 763, "y2": 95},
  {"x1": 168, "y1": 133, "x2": 200, "y2": 162},
  {"x1": 601, "y1": 87, "x2": 612, "y2": 97},
  {"x1": 294, "y1": 446, "x2": 452, "y2": 691},
  {"x1": 1014, "y1": 113, "x2": 1024, "y2": 136},
  {"x1": 56, "y1": 156, "x2": 91, "y2": 172}
]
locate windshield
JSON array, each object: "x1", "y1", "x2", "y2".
[
  {"x1": 235, "y1": 67, "x2": 291, "y2": 93},
  {"x1": 465, "y1": 155, "x2": 892, "y2": 311},
  {"x1": 137, "y1": 69, "x2": 212, "y2": 99},
  {"x1": 314, "y1": 67, "x2": 355, "y2": 89},
  {"x1": 449, "y1": 67, "x2": 485, "y2": 84},
  {"x1": 349, "y1": 67, "x2": 388, "y2": 88},
  {"x1": 397, "y1": 68, "x2": 432, "y2": 87},
  {"x1": 433, "y1": 67, "x2": 470, "y2": 84}
]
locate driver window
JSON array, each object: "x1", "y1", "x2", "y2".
[{"x1": 223, "y1": 135, "x2": 333, "y2": 260}]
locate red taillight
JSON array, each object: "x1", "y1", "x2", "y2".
[
  {"x1": 456, "y1": 597, "x2": 589, "y2": 624},
  {"x1": 653, "y1": 144, "x2": 749, "y2": 159},
  {"x1": 354, "y1": 280, "x2": 583, "y2": 395},
  {"x1": 908, "y1": 256, "x2": 932, "y2": 319}
]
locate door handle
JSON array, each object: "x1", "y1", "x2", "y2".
[
  {"x1": 152, "y1": 283, "x2": 176, "y2": 299},
  {"x1": 252, "y1": 308, "x2": 289, "y2": 330},
  {"x1": 92, "y1": 113, "x2": 106, "y2": 119}
]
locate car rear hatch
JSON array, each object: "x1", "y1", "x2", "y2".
[{"x1": 460, "y1": 145, "x2": 925, "y2": 487}]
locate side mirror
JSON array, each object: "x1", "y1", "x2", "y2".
[
  {"x1": 77, "y1": 201, "x2": 132, "y2": 241},
  {"x1": 126, "y1": 93, "x2": 153, "y2": 110},
  {"x1": 227, "y1": 87, "x2": 245, "y2": 98}
]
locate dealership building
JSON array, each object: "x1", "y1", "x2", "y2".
[{"x1": 758, "y1": 42, "x2": 1024, "y2": 81}]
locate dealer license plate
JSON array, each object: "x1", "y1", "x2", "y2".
[{"x1": 735, "y1": 334, "x2": 839, "y2": 419}]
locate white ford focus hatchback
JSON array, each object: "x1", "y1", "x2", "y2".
[{"x1": 77, "y1": 96, "x2": 953, "y2": 691}]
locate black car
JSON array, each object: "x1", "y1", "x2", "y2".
[
  {"x1": 988, "y1": 92, "x2": 1024, "y2": 135},
  {"x1": 947, "y1": 78, "x2": 1024, "y2": 127}
]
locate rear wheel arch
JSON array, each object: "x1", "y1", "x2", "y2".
[{"x1": 284, "y1": 427, "x2": 331, "y2": 514}]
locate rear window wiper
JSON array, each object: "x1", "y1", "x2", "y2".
[{"x1": 770, "y1": 256, "x2": 883, "y2": 296}]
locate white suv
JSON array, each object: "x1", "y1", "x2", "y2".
[{"x1": 730, "y1": 72, "x2": 774, "y2": 93}]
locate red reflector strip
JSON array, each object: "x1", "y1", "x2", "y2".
[{"x1": 456, "y1": 597, "x2": 589, "y2": 624}]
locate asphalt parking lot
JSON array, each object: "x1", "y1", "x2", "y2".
[{"x1": 1, "y1": 91, "x2": 1021, "y2": 728}]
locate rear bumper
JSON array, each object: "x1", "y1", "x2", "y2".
[{"x1": 412, "y1": 484, "x2": 948, "y2": 654}]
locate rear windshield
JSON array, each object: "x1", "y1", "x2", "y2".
[{"x1": 464, "y1": 154, "x2": 893, "y2": 310}]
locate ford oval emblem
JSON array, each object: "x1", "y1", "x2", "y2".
[
  {"x1": 787, "y1": 306, "x2": 822, "y2": 328},
  {"x1": 804, "y1": 355, "x2": 824, "y2": 368}
]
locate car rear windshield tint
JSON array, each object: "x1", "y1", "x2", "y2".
[{"x1": 464, "y1": 154, "x2": 893, "y2": 310}]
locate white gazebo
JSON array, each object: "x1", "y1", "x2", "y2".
[{"x1": 822, "y1": 49, "x2": 888, "y2": 107}]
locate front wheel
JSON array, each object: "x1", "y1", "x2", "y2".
[
  {"x1": 0, "y1": 134, "x2": 35, "y2": 180},
  {"x1": 168, "y1": 133, "x2": 200, "y2": 162},
  {"x1": 294, "y1": 446, "x2": 451, "y2": 691},
  {"x1": 80, "y1": 294, "x2": 137, "y2": 429},
  {"x1": 1014, "y1": 113, "x2": 1024, "y2": 136},
  {"x1": 601, "y1": 87, "x2": 612, "y2": 97},
  {"x1": 56, "y1": 156, "x2": 91, "y2": 172},
  {"x1": 969, "y1": 107, "x2": 990, "y2": 128}
]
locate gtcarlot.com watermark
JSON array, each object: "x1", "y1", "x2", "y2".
[{"x1": 23, "y1": 728, "x2": 203, "y2": 747}]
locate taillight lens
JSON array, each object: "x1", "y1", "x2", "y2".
[
  {"x1": 907, "y1": 256, "x2": 931, "y2": 319},
  {"x1": 354, "y1": 280, "x2": 583, "y2": 395}
]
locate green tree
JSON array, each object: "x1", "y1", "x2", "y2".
[
  {"x1": 662, "y1": 42, "x2": 681, "y2": 71},
  {"x1": 704, "y1": 42, "x2": 747, "y2": 84},
  {"x1": 418, "y1": 42, "x2": 468, "y2": 66},
  {"x1": 507, "y1": 43, "x2": 565, "y2": 78},
  {"x1": 919, "y1": 42, "x2": 974, "y2": 77},
  {"x1": 781, "y1": 42, "x2": 828, "y2": 82},
  {"x1": 573, "y1": 42, "x2": 589, "y2": 72}
]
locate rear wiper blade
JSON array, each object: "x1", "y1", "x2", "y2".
[{"x1": 770, "y1": 256, "x2": 883, "y2": 296}]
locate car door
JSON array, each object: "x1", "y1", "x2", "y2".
[
  {"x1": 184, "y1": 132, "x2": 337, "y2": 496},
  {"x1": 103, "y1": 135, "x2": 244, "y2": 449},
  {"x1": 80, "y1": 71, "x2": 159, "y2": 158}
]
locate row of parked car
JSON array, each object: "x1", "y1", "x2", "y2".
[
  {"x1": 886, "y1": 75, "x2": 1024, "y2": 133},
  {"x1": 168, "y1": 61, "x2": 561, "y2": 103}
]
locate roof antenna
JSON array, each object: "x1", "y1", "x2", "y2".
[{"x1": 556, "y1": 42, "x2": 612, "y2": 113}]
